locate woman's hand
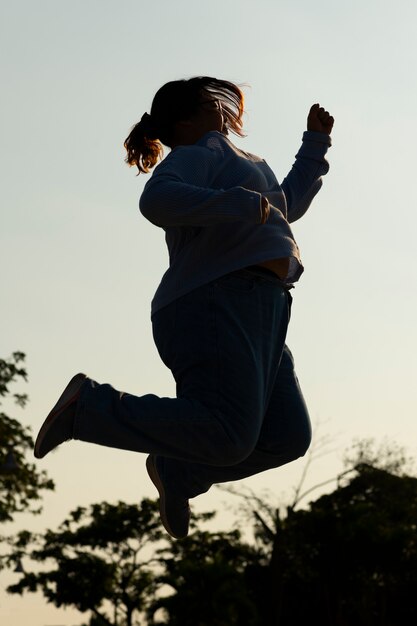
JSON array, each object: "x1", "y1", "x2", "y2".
[{"x1": 307, "y1": 103, "x2": 334, "y2": 135}]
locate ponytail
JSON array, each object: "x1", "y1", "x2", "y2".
[{"x1": 124, "y1": 113, "x2": 164, "y2": 174}]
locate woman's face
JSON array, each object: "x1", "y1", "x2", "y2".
[
  {"x1": 189, "y1": 93, "x2": 224, "y2": 135},
  {"x1": 170, "y1": 91, "x2": 226, "y2": 147}
]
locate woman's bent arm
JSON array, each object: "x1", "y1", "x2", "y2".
[
  {"x1": 140, "y1": 144, "x2": 263, "y2": 227},
  {"x1": 281, "y1": 131, "x2": 331, "y2": 223}
]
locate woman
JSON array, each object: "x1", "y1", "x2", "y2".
[{"x1": 35, "y1": 77, "x2": 334, "y2": 539}]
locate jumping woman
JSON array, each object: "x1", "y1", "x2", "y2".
[{"x1": 35, "y1": 76, "x2": 334, "y2": 539}]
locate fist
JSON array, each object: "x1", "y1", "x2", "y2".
[{"x1": 307, "y1": 103, "x2": 334, "y2": 135}]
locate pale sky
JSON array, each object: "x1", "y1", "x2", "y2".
[{"x1": 1, "y1": 1, "x2": 417, "y2": 624}]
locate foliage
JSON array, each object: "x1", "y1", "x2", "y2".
[
  {"x1": 5, "y1": 499, "x2": 164, "y2": 626},
  {"x1": 271, "y1": 462, "x2": 417, "y2": 624},
  {"x1": 148, "y1": 527, "x2": 260, "y2": 625},
  {"x1": 236, "y1": 445, "x2": 417, "y2": 626},
  {"x1": 4, "y1": 440, "x2": 417, "y2": 626},
  {"x1": 5, "y1": 500, "x2": 260, "y2": 626},
  {"x1": 0, "y1": 352, "x2": 54, "y2": 525},
  {"x1": 343, "y1": 437, "x2": 415, "y2": 477}
]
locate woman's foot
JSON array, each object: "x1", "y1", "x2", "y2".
[
  {"x1": 34, "y1": 373, "x2": 87, "y2": 459},
  {"x1": 146, "y1": 454, "x2": 190, "y2": 539}
]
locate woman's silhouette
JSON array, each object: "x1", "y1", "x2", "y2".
[{"x1": 35, "y1": 77, "x2": 334, "y2": 539}]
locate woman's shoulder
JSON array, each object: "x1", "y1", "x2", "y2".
[
  {"x1": 196, "y1": 131, "x2": 229, "y2": 151},
  {"x1": 199, "y1": 131, "x2": 264, "y2": 164},
  {"x1": 168, "y1": 133, "x2": 225, "y2": 159},
  {"x1": 168, "y1": 131, "x2": 230, "y2": 159},
  {"x1": 197, "y1": 131, "x2": 247, "y2": 159},
  {"x1": 153, "y1": 133, "x2": 225, "y2": 175},
  {"x1": 151, "y1": 131, "x2": 259, "y2": 179}
]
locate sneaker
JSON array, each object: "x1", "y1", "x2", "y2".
[
  {"x1": 146, "y1": 454, "x2": 190, "y2": 539},
  {"x1": 34, "y1": 373, "x2": 87, "y2": 459}
]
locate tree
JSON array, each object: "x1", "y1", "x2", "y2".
[
  {"x1": 5, "y1": 499, "x2": 165, "y2": 626},
  {"x1": 0, "y1": 352, "x2": 54, "y2": 526},
  {"x1": 5, "y1": 502, "x2": 261, "y2": 626},
  {"x1": 274, "y1": 463, "x2": 417, "y2": 624},
  {"x1": 223, "y1": 440, "x2": 417, "y2": 625},
  {"x1": 148, "y1": 522, "x2": 260, "y2": 626},
  {"x1": 5, "y1": 438, "x2": 417, "y2": 625}
]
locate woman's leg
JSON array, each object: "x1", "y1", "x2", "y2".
[
  {"x1": 73, "y1": 270, "x2": 290, "y2": 467},
  {"x1": 157, "y1": 345, "x2": 312, "y2": 499}
]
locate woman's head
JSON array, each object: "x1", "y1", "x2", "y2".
[{"x1": 124, "y1": 76, "x2": 245, "y2": 174}]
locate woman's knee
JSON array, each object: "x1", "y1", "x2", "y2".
[
  {"x1": 207, "y1": 433, "x2": 257, "y2": 467},
  {"x1": 291, "y1": 421, "x2": 312, "y2": 459},
  {"x1": 269, "y1": 421, "x2": 312, "y2": 464}
]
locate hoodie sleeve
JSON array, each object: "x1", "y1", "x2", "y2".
[
  {"x1": 281, "y1": 131, "x2": 331, "y2": 223},
  {"x1": 140, "y1": 144, "x2": 263, "y2": 227}
]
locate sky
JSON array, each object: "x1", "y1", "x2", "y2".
[{"x1": 1, "y1": 0, "x2": 417, "y2": 623}]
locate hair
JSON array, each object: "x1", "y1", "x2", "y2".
[{"x1": 124, "y1": 76, "x2": 245, "y2": 174}]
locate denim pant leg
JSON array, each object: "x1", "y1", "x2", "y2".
[
  {"x1": 74, "y1": 270, "x2": 290, "y2": 469},
  {"x1": 160, "y1": 346, "x2": 312, "y2": 498}
]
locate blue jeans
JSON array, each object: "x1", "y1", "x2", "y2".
[{"x1": 74, "y1": 268, "x2": 311, "y2": 498}]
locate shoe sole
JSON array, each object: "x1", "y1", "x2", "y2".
[
  {"x1": 34, "y1": 373, "x2": 87, "y2": 459},
  {"x1": 146, "y1": 455, "x2": 185, "y2": 539}
]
